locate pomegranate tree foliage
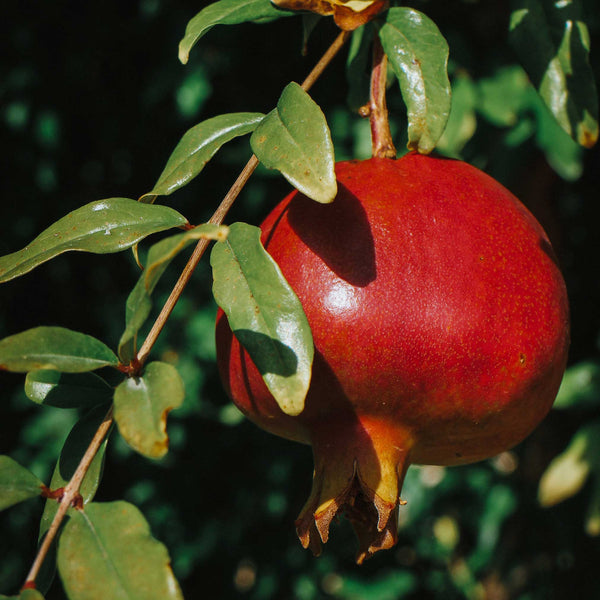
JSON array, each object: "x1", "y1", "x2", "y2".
[{"x1": 1, "y1": 0, "x2": 599, "y2": 599}]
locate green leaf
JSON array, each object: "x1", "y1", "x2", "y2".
[
  {"x1": 40, "y1": 405, "x2": 112, "y2": 537},
  {"x1": 553, "y1": 361, "x2": 600, "y2": 410},
  {"x1": 57, "y1": 501, "x2": 183, "y2": 600},
  {"x1": 211, "y1": 222, "x2": 314, "y2": 416},
  {"x1": 179, "y1": 0, "x2": 294, "y2": 64},
  {"x1": 509, "y1": 0, "x2": 598, "y2": 148},
  {"x1": 379, "y1": 7, "x2": 451, "y2": 154},
  {"x1": 25, "y1": 371, "x2": 113, "y2": 408},
  {"x1": 0, "y1": 456, "x2": 44, "y2": 511},
  {"x1": 118, "y1": 224, "x2": 228, "y2": 363},
  {"x1": 538, "y1": 421, "x2": 600, "y2": 507},
  {"x1": 251, "y1": 82, "x2": 337, "y2": 203},
  {"x1": 140, "y1": 113, "x2": 264, "y2": 203},
  {"x1": 0, "y1": 198, "x2": 188, "y2": 283},
  {"x1": 0, "y1": 327, "x2": 118, "y2": 373},
  {"x1": 113, "y1": 362, "x2": 185, "y2": 459}
]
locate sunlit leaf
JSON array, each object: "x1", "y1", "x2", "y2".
[
  {"x1": 509, "y1": 0, "x2": 598, "y2": 148},
  {"x1": 179, "y1": 0, "x2": 294, "y2": 64},
  {"x1": 379, "y1": 7, "x2": 451, "y2": 154},
  {"x1": 57, "y1": 501, "x2": 183, "y2": 600},
  {"x1": 538, "y1": 421, "x2": 600, "y2": 507},
  {"x1": 211, "y1": 222, "x2": 313, "y2": 416},
  {"x1": 118, "y1": 224, "x2": 228, "y2": 363},
  {"x1": 0, "y1": 455, "x2": 44, "y2": 511},
  {"x1": 0, "y1": 327, "x2": 118, "y2": 373},
  {"x1": 0, "y1": 198, "x2": 188, "y2": 283},
  {"x1": 140, "y1": 113, "x2": 264, "y2": 203},
  {"x1": 250, "y1": 82, "x2": 337, "y2": 203},
  {"x1": 113, "y1": 362, "x2": 184, "y2": 459},
  {"x1": 25, "y1": 370, "x2": 113, "y2": 408}
]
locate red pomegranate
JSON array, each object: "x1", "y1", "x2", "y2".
[{"x1": 215, "y1": 152, "x2": 569, "y2": 563}]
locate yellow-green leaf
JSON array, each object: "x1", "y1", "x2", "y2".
[{"x1": 113, "y1": 362, "x2": 184, "y2": 459}]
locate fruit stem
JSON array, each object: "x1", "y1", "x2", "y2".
[{"x1": 366, "y1": 36, "x2": 396, "y2": 159}]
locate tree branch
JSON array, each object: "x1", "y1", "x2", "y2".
[{"x1": 136, "y1": 29, "x2": 351, "y2": 368}]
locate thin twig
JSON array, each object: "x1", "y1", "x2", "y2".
[
  {"x1": 136, "y1": 29, "x2": 351, "y2": 368},
  {"x1": 24, "y1": 406, "x2": 114, "y2": 588}
]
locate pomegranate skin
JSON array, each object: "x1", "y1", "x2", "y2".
[{"x1": 215, "y1": 153, "x2": 569, "y2": 562}]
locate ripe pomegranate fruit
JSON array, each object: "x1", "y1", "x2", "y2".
[{"x1": 215, "y1": 152, "x2": 569, "y2": 563}]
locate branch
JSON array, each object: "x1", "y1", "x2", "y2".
[
  {"x1": 21, "y1": 29, "x2": 351, "y2": 590},
  {"x1": 23, "y1": 406, "x2": 114, "y2": 589},
  {"x1": 136, "y1": 29, "x2": 351, "y2": 368}
]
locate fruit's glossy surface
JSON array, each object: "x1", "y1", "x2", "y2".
[{"x1": 216, "y1": 153, "x2": 570, "y2": 562}]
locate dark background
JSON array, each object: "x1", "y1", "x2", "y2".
[{"x1": 2, "y1": 1, "x2": 600, "y2": 598}]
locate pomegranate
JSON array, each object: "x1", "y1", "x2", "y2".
[{"x1": 215, "y1": 152, "x2": 569, "y2": 563}]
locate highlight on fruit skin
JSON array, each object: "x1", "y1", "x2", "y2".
[{"x1": 215, "y1": 152, "x2": 570, "y2": 563}]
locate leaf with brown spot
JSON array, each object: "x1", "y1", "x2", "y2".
[{"x1": 113, "y1": 362, "x2": 184, "y2": 460}]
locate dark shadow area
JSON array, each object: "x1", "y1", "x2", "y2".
[
  {"x1": 233, "y1": 329, "x2": 298, "y2": 377},
  {"x1": 285, "y1": 183, "x2": 377, "y2": 287}
]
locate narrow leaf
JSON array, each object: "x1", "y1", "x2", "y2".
[
  {"x1": 57, "y1": 501, "x2": 183, "y2": 600},
  {"x1": 211, "y1": 222, "x2": 313, "y2": 416},
  {"x1": 0, "y1": 327, "x2": 118, "y2": 373},
  {"x1": 251, "y1": 82, "x2": 337, "y2": 203},
  {"x1": 379, "y1": 7, "x2": 451, "y2": 154},
  {"x1": 25, "y1": 370, "x2": 113, "y2": 408},
  {"x1": 0, "y1": 198, "x2": 188, "y2": 283},
  {"x1": 140, "y1": 113, "x2": 264, "y2": 203},
  {"x1": 179, "y1": 0, "x2": 294, "y2": 64},
  {"x1": 113, "y1": 362, "x2": 185, "y2": 459},
  {"x1": 0, "y1": 456, "x2": 44, "y2": 511},
  {"x1": 509, "y1": 0, "x2": 598, "y2": 148},
  {"x1": 118, "y1": 224, "x2": 228, "y2": 363}
]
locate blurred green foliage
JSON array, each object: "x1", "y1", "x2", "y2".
[{"x1": 2, "y1": 1, "x2": 600, "y2": 599}]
